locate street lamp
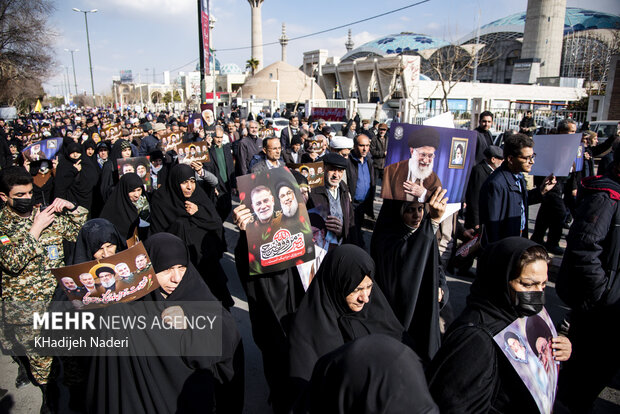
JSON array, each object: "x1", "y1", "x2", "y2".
[
  {"x1": 64, "y1": 48, "x2": 79, "y2": 95},
  {"x1": 72, "y1": 8, "x2": 98, "y2": 106}
]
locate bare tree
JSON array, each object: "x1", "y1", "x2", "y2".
[
  {"x1": 0, "y1": 0, "x2": 56, "y2": 108},
  {"x1": 423, "y1": 44, "x2": 496, "y2": 112}
]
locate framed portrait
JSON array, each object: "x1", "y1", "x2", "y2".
[{"x1": 449, "y1": 137, "x2": 468, "y2": 169}]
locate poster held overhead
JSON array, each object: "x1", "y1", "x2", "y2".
[
  {"x1": 287, "y1": 162, "x2": 324, "y2": 188},
  {"x1": 117, "y1": 156, "x2": 152, "y2": 191},
  {"x1": 21, "y1": 138, "x2": 63, "y2": 162}
]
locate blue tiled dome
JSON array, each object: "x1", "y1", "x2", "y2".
[
  {"x1": 481, "y1": 7, "x2": 620, "y2": 35},
  {"x1": 195, "y1": 56, "x2": 221, "y2": 72},
  {"x1": 341, "y1": 32, "x2": 449, "y2": 61},
  {"x1": 220, "y1": 63, "x2": 242, "y2": 74}
]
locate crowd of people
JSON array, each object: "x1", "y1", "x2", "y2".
[{"x1": 0, "y1": 105, "x2": 619, "y2": 413}]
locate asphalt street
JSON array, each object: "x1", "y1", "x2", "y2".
[{"x1": 1, "y1": 190, "x2": 618, "y2": 413}]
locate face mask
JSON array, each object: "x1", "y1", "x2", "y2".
[
  {"x1": 42, "y1": 131, "x2": 51, "y2": 137},
  {"x1": 11, "y1": 197, "x2": 34, "y2": 215},
  {"x1": 151, "y1": 164, "x2": 163, "y2": 173},
  {"x1": 513, "y1": 290, "x2": 545, "y2": 317}
]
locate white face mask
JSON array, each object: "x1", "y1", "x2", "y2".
[{"x1": 151, "y1": 164, "x2": 163, "y2": 173}]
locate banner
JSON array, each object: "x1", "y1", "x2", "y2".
[
  {"x1": 117, "y1": 156, "x2": 152, "y2": 191},
  {"x1": 288, "y1": 162, "x2": 324, "y2": 188},
  {"x1": 493, "y1": 309, "x2": 559, "y2": 414},
  {"x1": 21, "y1": 138, "x2": 63, "y2": 162},
  {"x1": 237, "y1": 168, "x2": 314, "y2": 275},
  {"x1": 311, "y1": 107, "x2": 346, "y2": 122},
  {"x1": 200, "y1": 0, "x2": 211, "y2": 76},
  {"x1": 52, "y1": 242, "x2": 159, "y2": 309},
  {"x1": 530, "y1": 134, "x2": 582, "y2": 177},
  {"x1": 382, "y1": 123, "x2": 477, "y2": 204}
]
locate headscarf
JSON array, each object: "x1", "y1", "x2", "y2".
[
  {"x1": 295, "y1": 334, "x2": 439, "y2": 414},
  {"x1": 288, "y1": 245, "x2": 405, "y2": 383},
  {"x1": 464, "y1": 237, "x2": 542, "y2": 335},
  {"x1": 53, "y1": 140, "x2": 83, "y2": 205},
  {"x1": 99, "y1": 173, "x2": 143, "y2": 240},
  {"x1": 144, "y1": 233, "x2": 217, "y2": 302},
  {"x1": 370, "y1": 198, "x2": 442, "y2": 362},
  {"x1": 70, "y1": 218, "x2": 127, "y2": 265}
]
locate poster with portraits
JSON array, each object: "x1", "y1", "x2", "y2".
[
  {"x1": 493, "y1": 309, "x2": 559, "y2": 414},
  {"x1": 21, "y1": 138, "x2": 63, "y2": 162},
  {"x1": 237, "y1": 167, "x2": 314, "y2": 275},
  {"x1": 530, "y1": 134, "x2": 582, "y2": 177},
  {"x1": 176, "y1": 142, "x2": 210, "y2": 165},
  {"x1": 117, "y1": 156, "x2": 152, "y2": 191},
  {"x1": 288, "y1": 162, "x2": 324, "y2": 188},
  {"x1": 102, "y1": 123, "x2": 121, "y2": 140},
  {"x1": 160, "y1": 132, "x2": 183, "y2": 152},
  {"x1": 189, "y1": 113, "x2": 202, "y2": 133},
  {"x1": 382, "y1": 123, "x2": 477, "y2": 204},
  {"x1": 51, "y1": 242, "x2": 159, "y2": 310}
]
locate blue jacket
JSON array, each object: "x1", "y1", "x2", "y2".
[{"x1": 479, "y1": 163, "x2": 542, "y2": 245}]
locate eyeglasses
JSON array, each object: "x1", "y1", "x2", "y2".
[
  {"x1": 517, "y1": 153, "x2": 536, "y2": 163},
  {"x1": 416, "y1": 151, "x2": 435, "y2": 160}
]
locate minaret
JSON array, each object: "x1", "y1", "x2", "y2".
[
  {"x1": 248, "y1": 0, "x2": 264, "y2": 71},
  {"x1": 279, "y1": 23, "x2": 289, "y2": 62},
  {"x1": 345, "y1": 29, "x2": 354, "y2": 53}
]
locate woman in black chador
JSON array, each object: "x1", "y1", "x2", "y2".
[
  {"x1": 426, "y1": 238, "x2": 572, "y2": 413},
  {"x1": 370, "y1": 187, "x2": 449, "y2": 364},
  {"x1": 293, "y1": 334, "x2": 439, "y2": 414},
  {"x1": 288, "y1": 245, "x2": 406, "y2": 406},
  {"x1": 149, "y1": 163, "x2": 233, "y2": 308},
  {"x1": 87, "y1": 233, "x2": 244, "y2": 414},
  {"x1": 100, "y1": 172, "x2": 147, "y2": 241}
]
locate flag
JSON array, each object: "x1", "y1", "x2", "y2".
[{"x1": 34, "y1": 99, "x2": 42, "y2": 113}]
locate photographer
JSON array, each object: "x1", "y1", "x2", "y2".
[{"x1": 0, "y1": 166, "x2": 88, "y2": 412}]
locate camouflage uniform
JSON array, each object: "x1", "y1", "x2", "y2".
[{"x1": 0, "y1": 204, "x2": 88, "y2": 384}]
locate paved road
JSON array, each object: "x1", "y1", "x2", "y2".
[{"x1": 1, "y1": 193, "x2": 618, "y2": 413}]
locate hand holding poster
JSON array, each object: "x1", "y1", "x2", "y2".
[
  {"x1": 161, "y1": 132, "x2": 183, "y2": 152},
  {"x1": 493, "y1": 309, "x2": 559, "y2": 414},
  {"x1": 117, "y1": 156, "x2": 152, "y2": 191},
  {"x1": 288, "y1": 162, "x2": 324, "y2": 188},
  {"x1": 529, "y1": 134, "x2": 582, "y2": 177},
  {"x1": 237, "y1": 167, "x2": 314, "y2": 275},
  {"x1": 52, "y1": 242, "x2": 159, "y2": 309},
  {"x1": 21, "y1": 138, "x2": 63, "y2": 162},
  {"x1": 176, "y1": 142, "x2": 210, "y2": 165},
  {"x1": 381, "y1": 123, "x2": 477, "y2": 204}
]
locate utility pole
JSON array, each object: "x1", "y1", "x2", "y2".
[{"x1": 72, "y1": 8, "x2": 98, "y2": 106}]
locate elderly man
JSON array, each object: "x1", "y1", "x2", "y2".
[
  {"x1": 382, "y1": 126, "x2": 442, "y2": 202},
  {"x1": 465, "y1": 145, "x2": 504, "y2": 230},
  {"x1": 250, "y1": 185, "x2": 278, "y2": 225},
  {"x1": 206, "y1": 125, "x2": 236, "y2": 220},
  {"x1": 79, "y1": 272, "x2": 103, "y2": 296},
  {"x1": 347, "y1": 134, "x2": 375, "y2": 246},
  {"x1": 237, "y1": 120, "x2": 262, "y2": 175},
  {"x1": 308, "y1": 152, "x2": 356, "y2": 244},
  {"x1": 61, "y1": 276, "x2": 87, "y2": 300}
]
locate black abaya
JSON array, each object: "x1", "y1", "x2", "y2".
[
  {"x1": 69, "y1": 218, "x2": 128, "y2": 265},
  {"x1": 294, "y1": 334, "x2": 439, "y2": 414},
  {"x1": 426, "y1": 237, "x2": 542, "y2": 413},
  {"x1": 149, "y1": 164, "x2": 233, "y2": 307},
  {"x1": 370, "y1": 199, "x2": 443, "y2": 363},
  {"x1": 87, "y1": 233, "x2": 244, "y2": 414},
  {"x1": 99, "y1": 173, "x2": 142, "y2": 240},
  {"x1": 288, "y1": 245, "x2": 406, "y2": 387}
]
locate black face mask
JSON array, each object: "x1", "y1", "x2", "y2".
[
  {"x1": 11, "y1": 197, "x2": 34, "y2": 215},
  {"x1": 513, "y1": 291, "x2": 545, "y2": 317}
]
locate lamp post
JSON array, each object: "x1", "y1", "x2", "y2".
[
  {"x1": 64, "y1": 48, "x2": 79, "y2": 95},
  {"x1": 72, "y1": 8, "x2": 97, "y2": 106}
]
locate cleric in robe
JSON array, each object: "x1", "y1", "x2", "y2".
[{"x1": 381, "y1": 126, "x2": 442, "y2": 202}]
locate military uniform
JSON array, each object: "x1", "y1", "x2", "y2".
[{"x1": 0, "y1": 204, "x2": 88, "y2": 384}]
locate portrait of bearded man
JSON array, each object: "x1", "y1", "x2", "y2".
[{"x1": 381, "y1": 126, "x2": 442, "y2": 202}]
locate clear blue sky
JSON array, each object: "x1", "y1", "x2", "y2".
[{"x1": 46, "y1": 0, "x2": 619, "y2": 96}]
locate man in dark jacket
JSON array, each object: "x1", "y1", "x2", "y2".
[
  {"x1": 370, "y1": 123, "x2": 388, "y2": 184},
  {"x1": 556, "y1": 146, "x2": 620, "y2": 413},
  {"x1": 282, "y1": 136, "x2": 304, "y2": 165},
  {"x1": 308, "y1": 153, "x2": 356, "y2": 244},
  {"x1": 206, "y1": 126, "x2": 235, "y2": 220},
  {"x1": 280, "y1": 115, "x2": 300, "y2": 149},
  {"x1": 479, "y1": 133, "x2": 556, "y2": 246},
  {"x1": 236, "y1": 120, "x2": 262, "y2": 175},
  {"x1": 464, "y1": 145, "x2": 503, "y2": 229},
  {"x1": 474, "y1": 111, "x2": 494, "y2": 164},
  {"x1": 138, "y1": 122, "x2": 160, "y2": 156},
  {"x1": 346, "y1": 134, "x2": 375, "y2": 247}
]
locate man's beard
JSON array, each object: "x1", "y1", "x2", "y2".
[
  {"x1": 257, "y1": 208, "x2": 273, "y2": 223},
  {"x1": 408, "y1": 153, "x2": 434, "y2": 181},
  {"x1": 282, "y1": 199, "x2": 299, "y2": 218},
  {"x1": 101, "y1": 278, "x2": 115, "y2": 288}
]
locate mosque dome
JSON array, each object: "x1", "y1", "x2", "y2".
[
  {"x1": 195, "y1": 56, "x2": 221, "y2": 72},
  {"x1": 220, "y1": 63, "x2": 242, "y2": 74},
  {"x1": 341, "y1": 32, "x2": 450, "y2": 61},
  {"x1": 239, "y1": 60, "x2": 326, "y2": 102}
]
